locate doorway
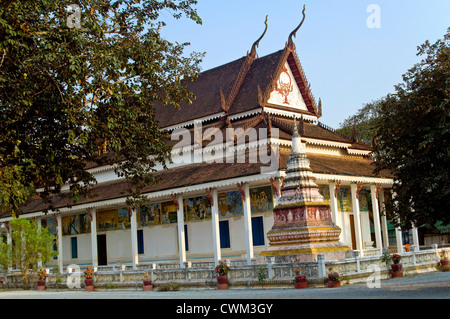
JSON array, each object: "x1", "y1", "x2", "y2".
[
  {"x1": 97, "y1": 234, "x2": 107, "y2": 266},
  {"x1": 349, "y1": 215, "x2": 356, "y2": 250},
  {"x1": 251, "y1": 216, "x2": 265, "y2": 246}
]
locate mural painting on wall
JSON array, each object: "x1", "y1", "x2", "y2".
[
  {"x1": 184, "y1": 195, "x2": 212, "y2": 221},
  {"x1": 62, "y1": 215, "x2": 78, "y2": 235},
  {"x1": 140, "y1": 203, "x2": 161, "y2": 226},
  {"x1": 118, "y1": 208, "x2": 131, "y2": 229},
  {"x1": 97, "y1": 210, "x2": 119, "y2": 231},
  {"x1": 250, "y1": 186, "x2": 273, "y2": 214},
  {"x1": 319, "y1": 186, "x2": 331, "y2": 205},
  {"x1": 62, "y1": 213, "x2": 91, "y2": 235},
  {"x1": 318, "y1": 186, "x2": 370, "y2": 212},
  {"x1": 218, "y1": 191, "x2": 243, "y2": 218},
  {"x1": 161, "y1": 201, "x2": 178, "y2": 224},
  {"x1": 80, "y1": 213, "x2": 91, "y2": 234},
  {"x1": 41, "y1": 218, "x2": 57, "y2": 235},
  {"x1": 358, "y1": 189, "x2": 369, "y2": 212},
  {"x1": 337, "y1": 187, "x2": 352, "y2": 212}
]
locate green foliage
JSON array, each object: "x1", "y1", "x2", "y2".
[
  {"x1": 257, "y1": 264, "x2": 267, "y2": 284},
  {"x1": 0, "y1": 218, "x2": 57, "y2": 289},
  {"x1": 372, "y1": 28, "x2": 450, "y2": 229},
  {"x1": 381, "y1": 252, "x2": 391, "y2": 266},
  {"x1": 0, "y1": 166, "x2": 35, "y2": 218},
  {"x1": 337, "y1": 99, "x2": 383, "y2": 144},
  {"x1": 0, "y1": 1, "x2": 204, "y2": 215}
]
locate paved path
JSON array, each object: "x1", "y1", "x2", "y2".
[{"x1": 1, "y1": 271, "x2": 449, "y2": 300}]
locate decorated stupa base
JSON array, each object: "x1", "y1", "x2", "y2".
[
  {"x1": 260, "y1": 203, "x2": 351, "y2": 262},
  {"x1": 261, "y1": 118, "x2": 351, "y2": 262}
]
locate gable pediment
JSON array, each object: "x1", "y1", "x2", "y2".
[{"x1": 267, "y1": 61, "x2": 308, "y2": 111}]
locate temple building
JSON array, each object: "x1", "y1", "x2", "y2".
[{"x1": 0, "y1": 12, "x2": 425, "y2": 270}]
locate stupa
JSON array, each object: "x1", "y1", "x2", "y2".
[{"x1": 260, "y1": 119, "x2": 352, "y2": 262}]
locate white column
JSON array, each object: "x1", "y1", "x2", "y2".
[
  {"x1": 130, "y1": 207, "x2": 139, "y2": 269},
  {"x1": 176, "y1": 194, "x2": 186, "y2": 267},
  {"x1": 6, "y1": 224, "x2": 12, "y2": 271},
  {"x1": 329, "y1": 182, "x2": 345, "y2": 242},
  {"x1": 56, "y1": 214, "x2": 63, "y2": 271},
  {"x1": 350, "y1": 183, "x2": 363, "y2": 255},
  {"x1": 328, "y1": 182, "x2": 339, "y2": 225},
  {"x1": 90, "y1": 209, "x2": 98, "y2": 268},
  {"x1": 211, "y1": 188, "x2": 221, "y2": 265},
  {"x1": 395, "y1": 220, "x2": 404, "y2": 253},
  {"x1": 378, "y1": 190, "x2": 389, "y2": 249},
  {"x1": 37, "y1": 218, "x2": 42, "y2": 268},
  {"x1": 370, "y1": 184, "x2": 383, "y2": 253},
  {"x1": 242, "y1": 183, "x2": 254, "y2": 264},
  {"x1": 412, "y1": 226, "x2": 420, "y2": 251}
]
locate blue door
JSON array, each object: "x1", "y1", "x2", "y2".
[
  {"x1": 219, "y1": 220, "x2": 231, "y2": 248},
  {"x1": 137, "y1": 230, "x2": 144, "y2": 254},
  {"x1": 184, "y1": 224, "x2": 189, "y2": 251},
  {"x1": 252, "y1": 216, "x2": 265, "y2": 246}
]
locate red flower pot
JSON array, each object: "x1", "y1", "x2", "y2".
[
  {"x1": 391, "y1": 263, "x2": 402, "y2": 273},
  {"x1": 36, "y1": 280, "x2": 46, "y2": 290},
  {"x1": 85, "y1": 279, "x2": 94, "y2": 291},
  {"x1": 143, "y1": 279, "x2": 153, "y2": 291},
  {"x1": 294, "y1": 275, "x2": 307, "y2": 288},
  {"x1": 327, "y1": 273, "x2": 341, "y2": 288},
  {"x1": 217, "y1": 275, "x2": 228, "y2": 290},
  {"x1": 328, "y1": 273, "x2": 339, "y2": 281},
  {"x1": 391, "y1": 264, "x2": 403, "y2": 278},
  {"x1": 327, "y1": 280, "x2": 341, "y2": 288},
  {"x1": 143, "y1": 279, "x2": 152, "y2": 286},
  {"x1": 440, "y1": 259, "x2": 449, "y2": 267}
]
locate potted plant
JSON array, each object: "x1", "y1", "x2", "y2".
[
  {"x1": 36, "y1": 268, "x2": 47, "y2": 291},
  {"x1": 143, "y1": 272, "x2": 153, "y2": 291},
  {"x1": 390, "y1": 254, "x2": 403, "y2": 278},
  {"x1": 293, "y1": 267, "x2": 307, "y2": 289},
  {"x1": 215, "y1": 261, "x2": 230, "y2": 290},
  {"x1": 439, "y1": 253, "x2": 449, "y2": 271},
  {"x1": 84, "y1": 265, "x2": 95, "y2": 291},
  {"x1": 327, "y1": 267, "x2": 341, "y2": 288}
]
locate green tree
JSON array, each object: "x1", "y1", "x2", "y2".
[
  {"x1": 0, "y1": 166, "x2": 35, "y2": 217},
  {"x1": 0, "y1": 1, "x2": 204, "y2": 216},
  {"x1": 336, "y1": 99, "x2": 382, "y2": 144},
  {"x1": 0, "y1": 218, "x2": 56, "y2": 289},
  {"x1": 372, "y1": 28, "x2": 450, "y2": 230}
]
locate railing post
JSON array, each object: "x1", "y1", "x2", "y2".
[
  {"x1": 267, "y1": 257, "x2": 275, "y2": 280},
  {"x1": 432, "y1": 244, "x2": 439, "y2": 262},
  {"x1": 410, "y1": 245, "x2": 417, "y2": 265},
  {"x1": 317, "y1": 254, "x2": 326, "y2": 279},
  {"x1": 184, "y1": 261, "x2": 191, "y2": 281}
]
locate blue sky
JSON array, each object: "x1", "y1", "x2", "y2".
[{"x1": 160, "y1": 0, "x2": 449, "y2": 129}]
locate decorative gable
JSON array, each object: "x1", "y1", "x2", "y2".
[{"x1": 267, "y1": 61, "x2": 309, "y2": 111}]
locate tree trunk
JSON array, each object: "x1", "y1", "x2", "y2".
[{"x1": 22, "y1": 270, "x2": 29, "y2": 290}]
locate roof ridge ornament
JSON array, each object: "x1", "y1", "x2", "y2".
[
  {"x1": 287, "y1": 5, "x2": 306, "y2": 50},
  {"x1": 248, "y1": 15, "x2": 268, "y2": 59}
]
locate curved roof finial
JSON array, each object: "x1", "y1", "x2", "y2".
[
  {"x1": 248, "y1": 15, "x2": 268, "y2": 58},
  {"x1": 287, "y1": 5, "x2": 306, "y2": 50}
]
